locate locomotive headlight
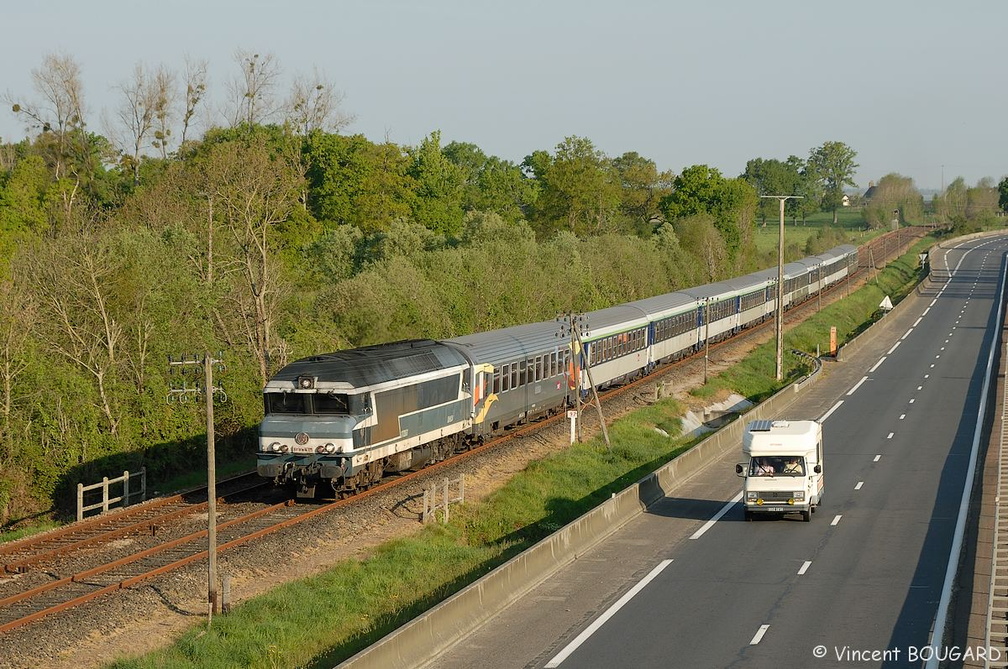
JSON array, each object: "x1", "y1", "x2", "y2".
[
  {"x1": 324, "y1": 443, "x2": 337, "y2": 454},
  {"x1": 279, "y1": 444, "x2": 289, "y2": 453},
  {"x1": 268, "y1": 442, "x2": 281, "y2": 452}
]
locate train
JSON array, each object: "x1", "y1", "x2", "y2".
[{"x1": 257, "y1": 244, "x2": 858, "y2": 498}]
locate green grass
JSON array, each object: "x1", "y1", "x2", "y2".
[
  {"x1": 109, "y1": 400, "x2": 697, "y2": 669},
  {"x1": 109, "y1": 237, "x2": 937, "y2": 668},
  {"x1": 751, "y1": 208, "x2": 882, "y2": 257}
]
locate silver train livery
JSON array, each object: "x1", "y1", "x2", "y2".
[{"x1": 257, "y1": 244, "x2": 858, "y2": 497}]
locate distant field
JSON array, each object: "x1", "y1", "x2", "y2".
[{"x1": 751, "y1": 208, "x2": 881, "y2": 256}]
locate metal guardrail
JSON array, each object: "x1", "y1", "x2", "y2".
[{"x1": 76, "y1": 468, "x2": 146, "y2": 521}]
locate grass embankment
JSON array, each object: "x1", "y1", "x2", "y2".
[{"x1": 110, "y1": 238, "x2": 936, "y2": 669}]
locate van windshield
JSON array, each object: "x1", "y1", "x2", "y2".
[{"x1": 749, "y1": 456, "x2": 805, "y2": 477}]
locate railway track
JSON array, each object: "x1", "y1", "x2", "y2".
[{"x1": 0, "y1": 226, "x2": 925, "y2": 637}]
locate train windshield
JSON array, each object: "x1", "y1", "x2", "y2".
[
  {"x1": 314, "y1": 392, "x2": 350, "y2": 414},
  {"x1": 264, "y1": 392, "x2": 307, "y2": 414}
]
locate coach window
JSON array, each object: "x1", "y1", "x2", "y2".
[{"x1": 511, "y1": 362, "x2": 519, "y2": 389}]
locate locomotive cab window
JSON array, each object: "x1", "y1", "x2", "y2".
[
  {"x1": 314, "y1": 392, "x2": 350, "y2": 414},
  {"x1": 265, "y1": 392, "x2": 307, "y2": 415}
]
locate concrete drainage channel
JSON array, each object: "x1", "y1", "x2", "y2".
[{"x1": 338, "y1": 245, "x2": 944, "y2": 669}]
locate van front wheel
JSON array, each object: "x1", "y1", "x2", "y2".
[{"x1": 802, "y1": 510, "x2": 812, "y2": 522}]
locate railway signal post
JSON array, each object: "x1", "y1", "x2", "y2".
[
  {"x1": 556, "y1": 313, "x2": 610, "y2": 447},
  {"x1": 168, "y1": 352, "x2": 226, "y2": 626}
]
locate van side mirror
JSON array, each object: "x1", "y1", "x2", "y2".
[
  {"x1": 735, "y1": 463, "x2": 745, "y2": 476},
  {"x1": 814, "y1": 464, "x2": 822, "y2": 474}
]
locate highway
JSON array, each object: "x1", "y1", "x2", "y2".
[{"x1": 431, "y1": 235, "x2": 1008, "y2": 669}]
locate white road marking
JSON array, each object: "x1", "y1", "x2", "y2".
[
  {"x1": 913, "y1": 317, "x2": 923, "y2": 327},
  {"x1": 690, "y1": 492, "x2": 743, "y2": 540},
  {"x1": 900, "y1": 414, "x2": 906, "y2": 420},
  {"x1": 820, "y1": 401, "x2": 843, "y2": 423},
  {"x1": 902, "y1": 329, "x2": 913, "y2": 340},
  {"x1": 544, "y1": 559, "x2": 674, "y2": 667},
  {"x1": 887, "y1": 432, "x2": 894, "y2": 439},
  {"x1": 887, "y1": 342, "x2": 901, "y2": 355},
  {"x1": 847, "y1": 377, "x2": 869, "y2": 395},
  {"x1": 831, "y1": 515, "x2": 842, "y2": 526},
  {"x1": 750, "y1": 624, "x2": 770, "y2": 645},
  {"x1": 874, "y1": 455, "x2": 882, "y2": 462},
  {"x1": 798, "y1": 561, "x2": 812, "y2": 575},
  {"x1": 855, "y1": 481, "x2": 864, "y2": 490}
]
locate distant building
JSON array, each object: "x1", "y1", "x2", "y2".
[
  {"x1": 841, "y1": 194, "x2": 850, "y2": 207},
  {"x1": 863, "y1": 181, "x2": 877, "y2": 201}
]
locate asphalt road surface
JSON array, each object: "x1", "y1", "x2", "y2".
[{"x1": 430, "y1": 235, "x2": 1008, "y2": 669}]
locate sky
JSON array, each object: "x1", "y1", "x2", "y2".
[{"x1": 2, "y1": 0, "x2": 1004, "y2": 192}]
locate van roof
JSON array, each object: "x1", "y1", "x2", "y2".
[{"x1": 743, "y1": 419, "x2": 821, "y2": 456}]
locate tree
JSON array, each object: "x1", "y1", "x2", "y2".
[
  {"x1": 114, "y1": 63, "x2": 161, "y2": 184},
  {"x1": 304, "y1": 132, "x2": 415, "y2": 231},
  {"x1": 180, "y1": 57, "x2": 208, "y2": 148},
  {"x1": 8, "y1": 53, "x2": 89, "y2": 182},
  {"x1": 674, "y1": 214, "x2": 728, "y2": 282},
  {"x1": 742, "y1": 157, "x2": 805, "y2": 225},
  {"x1": 611, "y1": 151, "x2": 674, "y2": 235},
  {"x1": 406, "y1": 131, "x2": 466, "y2": 236},
  {"x1": 443, "y1": 141, "x2": 535, "y2": 225},
  {"x1": 998, "y1": 176, "x2": 1008, "y2": 213},
  {"x1": 227, "y1": 50, "x2": 281, "y2": 128},
  {"x1": 199, "y1": 137, "x2": 304, "y2": 383},
  {"x1": 863, "y1": 174, "x2": 923, "y2": 228},
  {"x1": 285, "y1": 68, "x2": 354, "y2": 136},
  {"x1": 807, "y1": 141, "x2": 858, "y2": 224},
  {"x1": 530, "y1": 136, "x2": 621, "y2": 236},
  {"x1": 659, "y1": 165, "x2": 757, "y2": 263}
]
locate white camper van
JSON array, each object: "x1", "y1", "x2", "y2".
[{"x1": 735, "y1": 419, "x2": 823, "y2": 522}]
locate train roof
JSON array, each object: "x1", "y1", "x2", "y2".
[
  {"x1": 265, "y1": 339, "x2": 469, "y2": 392},
  {"x1": 624, "y1": 291, "x2": 697, "y2": 319},
  {"x1": 444, "y1": 321, "x2": 561, "y2": 365},
  {"x1": 681, "y1": 279, "x2": 743, "y2": 301},
  {"x1": 816, "y1": 244, "x2": 857, "y2": 263},
  {"x1": 580, "y1": 304, "x2": 650, "y2": 338}
]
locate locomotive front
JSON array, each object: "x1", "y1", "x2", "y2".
[{"x1": 258, "y1": 371, "x2": 365, "y2": 496}]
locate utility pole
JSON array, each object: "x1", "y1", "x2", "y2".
[
  {"x1": 556, "y1": 313, "x2": 610, "y2": 447},
  {"x1": 168, "y1": 352, "x2": 226, "y2": 626},
  {"x1": 760, "y1": 195, "x2": 803, "y2": 382}
]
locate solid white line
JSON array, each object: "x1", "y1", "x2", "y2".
[
  {"x1": 869, "y1": 358, "x2": 885, "y2": 373},
  {"x1": 820, "y1": 400, "x2": 843, "y2": 423},
  {"x1": 887, "y1": 341, "x2": 901, "y2": 355},
  {"x1": 855, "y1": 481, "x2": 864, "y2": 490},
  {"x1": 544, "y1": 559, "x2": 674, "y2": 668},
  {"x1": 750, "y1": 624, "x2": 770, "y2": 645},
  {"x1": 926, "y1": 253, "x2": 1007, "y2": 669},
  {"x1": 798, "y1": 561, "x2": 812, "y2": 575},
  {"x1": 847, "y1": 376, "x2": 868, "y2": 395},
  {"x1": 690, "y1": 492, "x2": 743, "y2": 540},
  {"x1": 831, "y1": 515, "x2": 842, "y2": 526}
]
